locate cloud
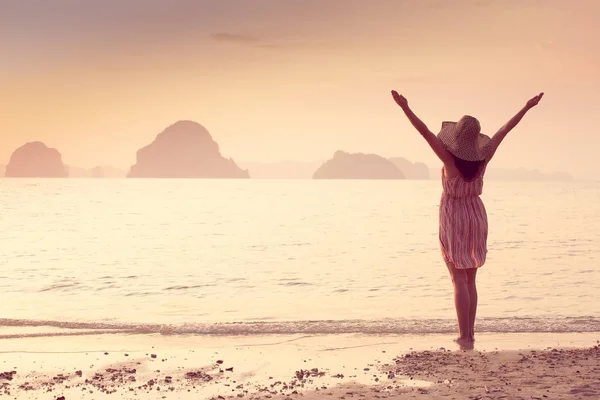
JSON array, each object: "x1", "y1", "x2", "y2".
[
  {"x1": 254, "y1": 43, "x2": 286, "y2": 50},
  {"x1": 210, "y1": 33, "x2": 260, "y2": 44}
]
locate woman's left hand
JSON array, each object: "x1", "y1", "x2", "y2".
[{"x1": 526, "y1": 92, "x2": 544, "y2": 109}]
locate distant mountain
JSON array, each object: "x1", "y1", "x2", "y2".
[
  {"x1": 128, "y1": 120, "x2": 249, "y2": 178},
  {"x1": 91, "y1": 166, "x2": 104, "y2": 178},
  {"x1": 66, "y1": 165, "x2": 127, "y2": 178},
  {"x1": 97, "y1": 166, "x2": 127, "y2": 178},
  {"x1": 313, "y1": 151, "x2": 405, "y2": 179},
  {"x1": 5, "y1": 141, "x2": 68, "y2": 178},
  {"x1": 2, "y1": 154, "x2": 575, "y2": 182},
  {"x1": 64, "y1": 165, "x2": 88, "y2": 177},
  {"x1": 428, "y1": 167, "x2": 574, "y2": 181},
  {"x1": 389, "y1": 157, "x2": 430, "y2": 179},
  {"x1": 485, "y1": 167, "x2": 574, "y2": 182},
  {"x1": 240, "y1": 157, "x2": 430, "y2": 180},
  {"x1": 238, "y1": 160, "x2": 321, "y2": 179}
]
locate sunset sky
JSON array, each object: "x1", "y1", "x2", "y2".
[{"x1": 2, "y1": 0, "x2": 599, "y2": 179}]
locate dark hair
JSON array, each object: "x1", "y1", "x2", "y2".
[{"x1": 452, "y1": 154, "x2": 485, "y2": 181}]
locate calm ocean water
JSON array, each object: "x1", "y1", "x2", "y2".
[{"x1": 1, "y1": 179, "x2": 599, "y2": 336}]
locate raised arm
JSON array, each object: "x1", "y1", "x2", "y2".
[
  {"x1": 487, "y1": 92, "x2": 544, "y2": 161},
  {"x1": 391, "y1": 90, "x2": 453, "y2": 165}
]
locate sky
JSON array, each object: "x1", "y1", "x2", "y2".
[{"x1": 2, "y1": 0, "x2": 599, "y2": 179}]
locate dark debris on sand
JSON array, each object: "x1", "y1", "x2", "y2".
[
  {"x1": 185, "y1": 371, "x2": 213, "y2": 382},
  {"x1": 207, "y1": 367, "x2": 332, "y2": 400},
  {"x1": 385, "y1": 343, "x2": 600, "y2": 399},
  {"x1": 6, "y1": 344, "x2": 600, "y2": 399},
  {"x1": 2, "y1": 360, "x2": 407, "y2": 399},
  {"x1": 0, "y1": 371, "x2": 16, "y2": 381},
  {"x1": 2, "y1": 358, "x2": 232, "y2": 399},
  {"x1": 1, "y1": 371, "x2": 17, "y2": 396}
]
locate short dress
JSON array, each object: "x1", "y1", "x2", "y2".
[{"x1": 439, "y1": 167, "x2": 488, "y2": 269}]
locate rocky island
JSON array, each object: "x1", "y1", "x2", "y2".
[
  {"x1": 389, "y1": 157, "x2": 430, "y2": 179},
  {"x1": 4, "y1": 141, "x2": 68, "y2": 177},
  {"x1": 313, "y1": 151, "x2": 405, "y2": 179},
  {"x1": 127, "y1": 121, "x2": 249, "y2": 178}
]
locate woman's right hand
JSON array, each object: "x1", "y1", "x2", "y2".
[{"x1": 391, "y1": 90, "x2": 408, "y2": 109}]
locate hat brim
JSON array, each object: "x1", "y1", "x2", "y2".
[{"x1": 437, "y1": 121, "x2": 491, "y2": 162}]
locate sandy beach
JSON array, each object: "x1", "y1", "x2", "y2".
[{"x1": 1, "y1": 330, "x2": 598, "y2": 399}]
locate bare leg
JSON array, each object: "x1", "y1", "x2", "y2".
[
  {"x1": 466, "y1": 268, "x2": 478, "y2": 341},
  {"x1": 446, "y1": 263, "x2": 471, "y2": 342}
]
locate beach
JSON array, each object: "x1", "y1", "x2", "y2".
[
  {"x1": 1, "y1": 180, "x2": 599, "y2": 399},
  {"x1": 2, "y1": 330, "x2": 599, "y2": 399}
]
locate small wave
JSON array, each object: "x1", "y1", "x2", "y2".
[
  {"x1": 95, "y1": 284, "x2": 120, "y2": 291},
  {"x1": 0, "y1": 330, "x2": 130, "y2": 340},
  {"x1": 1, "y1": 317, "x2": 599, "y2": 337},
  {"x1": 124, "y1": 291, "x2": 162, "y2": 297},
  {"x1": 280, "y1": 242, "x2": 312, "y2": 247},
  {"x1": 280, "y1": 281, "x2": 313, "y2": 287},
  {"x1": 164, "y1": 284, "x2": 214, "y2": 291},
  {"x1": 39, "y1": 282, "x2": 80, "y2": 292},
  {"x1": 503, "y1": 295, "x2": 542, "y2": 301}
]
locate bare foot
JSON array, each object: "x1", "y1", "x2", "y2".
[{"x1": 454, "y1": 336, "x2": 475, "y2": 350}]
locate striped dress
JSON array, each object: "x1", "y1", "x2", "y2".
[{"x1": 439, "y1": 166, "x2": 488, "y2": 269}]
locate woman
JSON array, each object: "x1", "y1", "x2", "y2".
[{"x1": 391, "y1": 90, "x2": 544, "y2": 346}]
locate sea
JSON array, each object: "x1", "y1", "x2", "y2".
[{"x1": 1, "y1": 179, "x2": 599, "y2": 337}]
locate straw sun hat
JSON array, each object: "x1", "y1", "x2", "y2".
[{"x1": 437, "y1": 115, "x2": 492, "y2": 162}]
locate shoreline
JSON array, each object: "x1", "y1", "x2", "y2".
[{"x1": 1, "y1": 332, "x2": 598, "y2": 399}]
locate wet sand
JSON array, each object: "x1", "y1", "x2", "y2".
[{"x1": 1, "y1": 331, "x2": 598, "y2": 399}]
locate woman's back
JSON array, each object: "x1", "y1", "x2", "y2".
[{"x1": 441, "y1": 166, "x2": 485, "y2": 198}]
